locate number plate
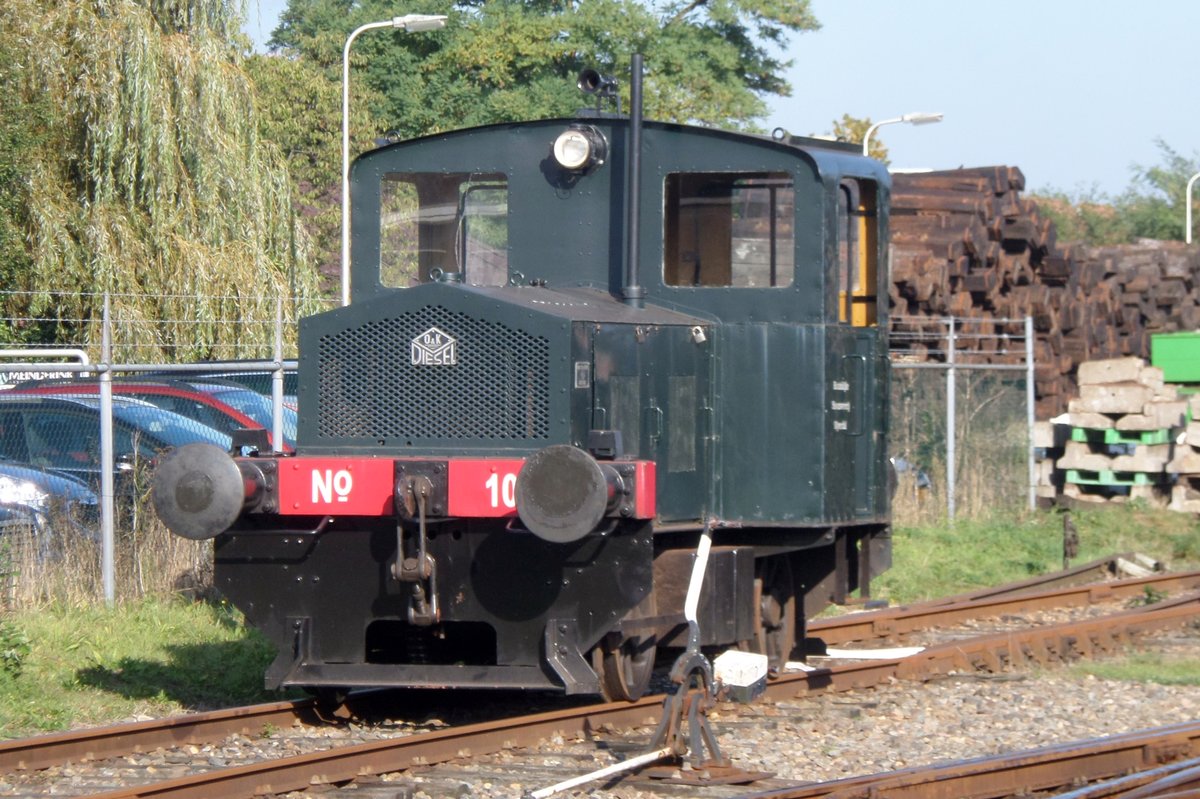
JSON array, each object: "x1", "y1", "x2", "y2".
[
  {"x1": 277, "y1": 457, "x2": 395, "y2": 515},
  {"x1": 447, "y1": 459, "x2": 525, "y2": 517}
]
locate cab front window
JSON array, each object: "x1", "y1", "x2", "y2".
[{"x1": 380, "y1": 172, "x2": 508, "y2": 287}]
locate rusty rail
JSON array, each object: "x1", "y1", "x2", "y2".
[
  {"x1": 0, "y1": 699, "x2": 315, "y2": 773},
  {"x1": 734, "y1": 720, "x2": 1200, "y2": 799},
  {"x1": 4, "y1": 563, "x2": 1197, "y2": 797},
  {"x1": 809, "y1": 565, "x2": 1200, "y2": 646},
  {"x1": 75, "y1": 590, "x2": 1200, "y2": 799}
]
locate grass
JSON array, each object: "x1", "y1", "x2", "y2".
[
  {"x1": 874, "y1": 502, "x2": 1200, "y2": 603},
  {"x1": 1065, "y1": 652, "x2": 1200, "y2": 685},
  {"x1": 0, "y1": 599, "x2": 289, "y2": 739},
  {"x1": 1, "y1": 504, "x2": 1198, "y2": 740}
]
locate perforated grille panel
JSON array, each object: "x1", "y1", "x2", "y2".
[{"x1": 316, "y1": 305, "x2": 551, "y2": 442}]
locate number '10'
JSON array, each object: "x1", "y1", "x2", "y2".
[{"x1": 485, "y1": 472, "x2": 517, "y2": 509}]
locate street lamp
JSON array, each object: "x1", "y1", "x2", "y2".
[
  {"x1": 862, "y1": 112, "x2": 944, "y2": 157},
  {"x1": 342, "y1": 14, "x2": 447, "y2": 306},
  {"x1": 1187, "y1": 171, "x2": 1200, "y2": 245}
]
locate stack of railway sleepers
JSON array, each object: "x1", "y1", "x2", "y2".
[
  {"x1": 1053, "y1": 358, "x2": 1186, "y2": 506},
  {"x1": 1167, "y1": 396, "x2": 1200, "y2": 512},
  {"x1": 889, "y1": 169, "x2": 1200, "y2": 417}
]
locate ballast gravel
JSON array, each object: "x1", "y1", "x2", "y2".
[{"x1": 2, "y1": 628, "x2": 1198, "y2": 798}]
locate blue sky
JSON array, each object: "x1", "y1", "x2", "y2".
[{"x1": 244, "y1": 0, "x2": 1199, "y2": 197}]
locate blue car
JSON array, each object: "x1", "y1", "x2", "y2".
[
  {"x1": 0, "y1": 459, "x2": 99, "y2": 559},
  {"x1": 0, "y1": 395, "x2": 231, "y2": 488}
]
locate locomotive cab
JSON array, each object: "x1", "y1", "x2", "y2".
[{"x1": 154, "y1": 80, "x2": 892, "y2": 701}]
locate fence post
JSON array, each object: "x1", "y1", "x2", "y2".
[
  {"x1": 946, "y1": 317, "x2": 956, "y2": 523},
  {"x1": 1025, "y1": 315, "x2": 1036, "y2": 512},
  {"x1": 100, "y1": 294, "x2": 115, "y2": 605},
  {"x1": 273, "y1": 298, "x2": 284, "y2": 450}
]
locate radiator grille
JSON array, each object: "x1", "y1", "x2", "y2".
[{"x1": 316, "y1": 305, "x2": 551, "y2": 441}]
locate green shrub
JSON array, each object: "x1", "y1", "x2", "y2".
[{"x1": 0, "y1": 620, "x2": 30, "y2": 680}]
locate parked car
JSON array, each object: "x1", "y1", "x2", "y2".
[
  {"x1": 0, "y1": 459, "x2": 99, "y2": 559},
  {"x1": 0, "y1": 394, "x2": 231, "y2": 488},
  {"x1": 7, "y1": 377, "x2": 294, "y2": 450},
  {"x1": 145, "y1": 366, "x2": 298, "y2": 410},
  {"x1": 178, "y1": 380, "x2": 298, "y2": 446}
]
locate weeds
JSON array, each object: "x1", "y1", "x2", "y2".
[
  {"x1": 1068, "y1": 654, "x2": 1200, "y2": 686},
  {"x1": 875, "y1": 504, "x2": 1200, "y2": 604},
  {"x1": 0, "y1": 619, "x2": 29, "y2": 680},
  {"x1": 1126, "y1": 586, "x2": 1168, "y2": 608}
]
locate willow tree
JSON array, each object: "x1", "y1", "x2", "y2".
[{"x1": 2, "y1": 0, "x2": 322, "y2": 361}]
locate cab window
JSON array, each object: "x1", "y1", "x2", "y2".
[
  {"x1": 380, "y1": 172, "x2": 508, "y2": 287},
  {"x1": 836, "y1": 178, "x2": 878, "y2": 326},
  {"x1": 664, "y1": 172, "x2": 794, "y2": 287}
]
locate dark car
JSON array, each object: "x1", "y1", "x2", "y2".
[
  {"x1": 145, "y1": 366, "x2": 298, "y2": 410},
  {"x1": 0, "y1": 394, "x2": 231, "y2": 487},
  {"x1": 7, "y1": 378, "x2": 294, "y2": 450},
  {"x1": 0, "y1": 459, "x2": 99, "y2": 559}
]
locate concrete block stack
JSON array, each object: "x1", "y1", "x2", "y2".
[
  {"x1": 1167, "y1": 396, "x2": 1200, "y2": 513},
  {"x1": 1055, "y1": 357, "x2": 1185, "y2": 506}
]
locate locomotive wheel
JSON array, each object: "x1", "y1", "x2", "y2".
[
  {"x1": 592, "y1": 634, "x2": 656, "y2": 702},
  {"x1": 745, "y1": 556, "x2": 797, "y2": 669}
]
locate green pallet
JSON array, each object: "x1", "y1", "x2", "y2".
[
  {"x1": 1065, "y1": 468, "x2": 1168, "y2": 487},
  {"x1": 1069, "y1": 427, "x2": 1171, "y2": 445}
]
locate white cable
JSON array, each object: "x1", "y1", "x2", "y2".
[{"x1": 526, "y1": 747, "x2": 674, "y2": 799}]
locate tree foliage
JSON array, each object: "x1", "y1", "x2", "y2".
[
  {"x1": 827, "y1": 114, "x2": 890, "y2": 164},
  {"x1": 1032, "y1": 140, "x2": 1200, "y2": 246},
  {"x1": 253, "y1": 0, "x2": 818, "y2": 279},
  {"x1": 270, "y1": 0, "x2": 819, "y2": 134},
  {"x1": 0, "y1": 0, "x2": 323, "y2": 360}
]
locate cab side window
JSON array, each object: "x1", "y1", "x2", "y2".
[
  {"x1": 836, "y1": 178, "x2": 879, "y2": 326},
  {"x1": 664, "y1": 172, "x2": 794, "y2": 288}
]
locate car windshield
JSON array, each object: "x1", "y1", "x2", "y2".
[{"x1": 204, "y1": 387, "x2": 298, "y2": 444}]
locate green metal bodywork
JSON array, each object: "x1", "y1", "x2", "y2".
[{"x1": 297, "y1": 116, "x2": 891, "y2": 529}]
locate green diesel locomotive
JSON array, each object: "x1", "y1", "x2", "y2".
[{"x1": 154, "y1": 62, "x2": 892, "y2": 701}]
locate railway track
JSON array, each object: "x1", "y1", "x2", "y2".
[
  {"x1": 2, "y1": 558, "x2": 1198, "y2": 798},
  {"x1": 736, "y1": 719, "x2": 1200, "y2": 799}
]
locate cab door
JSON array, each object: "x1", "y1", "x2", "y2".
[{"x1": 826, "y1": 177, "x2": 884, "y2": 519}]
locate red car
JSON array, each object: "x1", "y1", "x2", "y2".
[{"x1": 5, "y1": 379, "x2": 292, "y2": 452}]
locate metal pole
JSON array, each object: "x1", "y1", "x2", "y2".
[
  {"x1": 341, "y1": 15, "x2": 446, "y2": 307},
  {"x1": 1188, "y1": 172, "x2": 1200, "y2": 245},
  {"x1": 272, "y1": 298, "x2": 284, "y2": 451},
  {"x1": 100, "y1": 295, "x2": 115, "y2": 605},
  {"x1": 1026, "y1": 315, "x2": 1036, "y2": 512},
  {"x1": 946, "y1": 317, "x2": 956, "y2": 523},
  {"x1": 342, "y1": 20, "x2": 393, "y2": 307},
  {"x1": 862, "y1": 117, "x2": 900, "y2": 157}
]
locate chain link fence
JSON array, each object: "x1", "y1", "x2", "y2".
[
  {"x1": 889, "y1": 316, "x2": 1036, "y2": 526},
  {"x1": 0, "y1": 291, "x2": 321, "y2": 608},
  {"x1": 0, "y1": 293, "x2": 1037, "y2": 605}
]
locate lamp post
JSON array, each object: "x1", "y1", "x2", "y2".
[
  {"x1": 862, "y1": 111, "x2": 944, "y2": 157},
  {"x1": 1187, "y1": 172, "x2": 1200, "y2": 245},
  {"x1": 342, "y1": 14, "x2": 447, "y2": 306}
]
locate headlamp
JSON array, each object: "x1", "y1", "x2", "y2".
[{"x1": 552, "y1": 126, "x2": 606, "y2": 172}]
